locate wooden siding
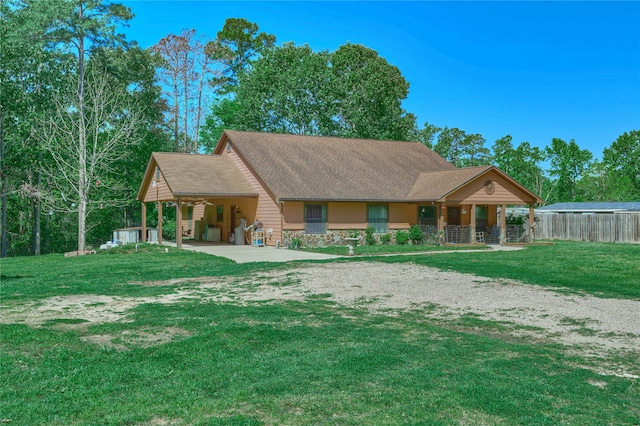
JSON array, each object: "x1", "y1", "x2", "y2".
[
  {"x1": 142, "y1": 169, "x2": 172, "y2": 202},
  {"x1": 389, "y1": 203, "x2": 415, "y2": 229},
  {"x1": 224, "y1": 147, "x2": 282, "y2": 245},
  {"x1": 536, "y1": 213, "x2": 640, "y2": 243},
  {"x1": 328, "y1": 202, "x2": 367, "y2": 229},
  {"x1": 192, "y1": 204, "x2": 205, "y2": 221},
  {"x1": 447, "y1": 170, "x2": 533, "y2": 204},
  {"x1": 282, "y1": 202, "x2": 419, "y2": 231},
  {"x1": 283, "y1": 201, "x2": 305, "y2": 230}
]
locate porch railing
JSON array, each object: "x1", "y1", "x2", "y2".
[
  {"x1": 445, "y1": 225, "x2": 471, "y2": 244},
  {"x1": 446, "y1": 225, "x2": 527, "y2": 244}
]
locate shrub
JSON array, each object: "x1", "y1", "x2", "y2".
[
  {"x1": 365, "y1": 226, "x2": 376, "y2": 245},
  {"x1": 289, "y1": 237, "x2": 302, "y2": 249},
  {"x1": 380, "y1": 233, "x2": 391, "y2": 244},
  {"x1": 162, "y1": 220, "x2": 176, "y2": 241},
  {"x1": 409, "y1": 225, "x2": 424, "y2": 245},
  {"x1": 395, "y1": 230, "x2": 409, "y2": 245}
]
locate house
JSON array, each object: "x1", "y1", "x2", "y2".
[{"x1": 137, "y1": 130, "x2": 543, "y2": 248}]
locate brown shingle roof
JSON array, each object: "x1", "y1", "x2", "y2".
[
  {"x1": 151, "y1": 152, "x2": 256, "y2": 198},
  {"x1": 407, "y1": 166, "x2": 493, "y2": 201},
  {"x1": 220, "y1": 130, "x2": 456, "y2": 201}
]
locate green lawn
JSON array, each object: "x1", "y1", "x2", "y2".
[
  {"x1": 1, "y1": 242, "x2": 639, "y2": 425},
  {"x1": 371, "y1": 241, "x2": 640, "y2": 299}
]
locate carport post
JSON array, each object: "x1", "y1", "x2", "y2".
[
  {"x1": 176, "y1": 197, "x2": 182, "y2": 248},
  {"x1": 157, "y1": 201, "x2": 163, "y2": 245},
  {"x1": 141, "y1": 203, "x2": 147, "y2": 242},
  {"x1": 470, "y1": 204, "x2": 476, "y2": 243},
  {"x1": 500, "y1": 204, "x2": 507, "y2": 244}
]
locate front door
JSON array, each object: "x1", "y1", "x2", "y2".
[{"x1": 447, "y1": 207, "x2": 461, "y2": 225}]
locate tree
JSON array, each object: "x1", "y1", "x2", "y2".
[
  {"x1": 432, "y1": 127, "x2": 491, "y2": 167},
  {"x1": 229, "y1": 41, "x2": 416, "y2": 140},
  {"x1": 235, "y1": 43, "x2": 335, "y2": 135},
  {"x1": 205, "y1": 18, "x2": 276, "y2": 94},
  {"x1": 331, "y1": 43, "x2": 416, "y2": 140},
  {"x1": 415, "y1": 121, "x2": 442, "y2": 149},
  {"x1": 199, "y1": 97, "x2": 241, "y2": 152},
  {"x1": 152, "y1": 28, "x2": 214, "y2": 153},
  {"x1": 492, "y1": 135, "x2": 549, "y2": 202},
  {"x1": 546, "y1": 138, "x2": 593, "y2": 203},
  {"x1": 602, "y1": 130, "x2": 640, "y2": 201},
  {"x1": 0, "y1": 0, "x2": 73, "y2": 256},
  {"x1": 40, "y1": 69, "x2": 145, "y2": 238},
  {"x1": 41, "y1": 0, "x2": 134, "y2": 252}
]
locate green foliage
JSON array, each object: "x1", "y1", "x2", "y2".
[
  {"x1": 505, "y1": 213, "x2": 525, "y2": 226},
  {"x1": 546, "y1": 137, "x2": 593, "y2": 203},
  {"x1": 162, "y1": 220, "x2": 176, "y2": 241},
  {"x1": 289, "y1": 237, "x2": 302, "y2": 250},
  {"x1": 233, "y1": 42, "x2": 416, "y2": 140},
  {"x1": 364, "y1": 226, "x2": 376, "y2": 245},
  {"x1": 492, "y1": 135, "x2": 549, "y2": 202},
  {"x1": 433, "y1": 127, "x2": 492, "y2": 167},
  {"x1": 409, "y1": 225, "x2": 424, "y2": 244},
  {"x1": 395, "y1": 229, "x2": 409, "y2": 245},
  {"x1": 380, "y1": 233, "x2": 391, "y2": 244},
  {"x1": 200, "y1": 98, "x2": 241, "y2": 152},
  {"x1": 235, "y1": 43, "x2": 335, "y2": 135},
  {"x1": 601, "y1": 130, "x2": 640, "y2": 201},
  {"x1": 205, "y1": 18, "x2": 276, "y2": 93},
  {"x1": 348, "y1": 230, "x2": 360, "y2": 246}
]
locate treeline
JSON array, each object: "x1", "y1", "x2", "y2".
[{"x1": 1, "y1": 1, "x2": 638, "y2": 256}]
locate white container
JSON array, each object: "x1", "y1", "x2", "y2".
[{"x1": 234, "y1": 226, "x2": 244, "y2": 245}]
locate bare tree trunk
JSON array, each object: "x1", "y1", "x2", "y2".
[
  {"x1": 0, "y1": 110, "x2": 7, "y2": 257},
  {"x1": 172, "y1": 78, "x2": 179, "y2": 151},
  {"x1": 33, "y1": 163, "x2": 41, "y2": 255},
  {"x1": 183, "y1": 49, "x2": 189, "y2": 153},
  {"x1": 77, "y1": 4, "x2": 87, "y2": 251}
]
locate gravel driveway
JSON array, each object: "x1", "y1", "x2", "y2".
[{"x1": 3, "y1": 260, "x2": 638, "y2": 377}]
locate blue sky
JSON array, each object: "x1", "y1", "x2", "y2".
[{"x1": 120, "y1": 1, "x2": 640, "y2": 159}]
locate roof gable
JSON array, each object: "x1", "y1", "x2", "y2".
[{"x1": 137, "y1": 152, "x2": 256, "y2": 201}]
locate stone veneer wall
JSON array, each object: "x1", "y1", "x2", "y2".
[{"x1": 282, "y1": 229, "x2": 411, "y2": 248}]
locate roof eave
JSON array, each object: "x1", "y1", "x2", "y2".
[{"x1": 173, "y1": 192, "x2": 258, "y2": 198}]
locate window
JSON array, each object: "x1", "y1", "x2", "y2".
[
  {"x1": 368, "y1": 204, "x2": 388, "y2": 233},
  {"x1": 475, "y1": 206, "x2": 488, "y2": 230},
  {"x1": 216, "y1": 205, "x2": 224, "y2": 222},
  {"x1": 305, "y1": 204, "x2": 326, "y2": 234},
  {"x1": 418, "y1": 206, "x2": 437, "y2": 228}
]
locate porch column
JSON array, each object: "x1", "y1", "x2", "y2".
[
  {"x1": 500, "y1": 204, "x2": 507, "y2": 244},
  {"x1": 176, "y1": 197, "x2": 182, "y2": 249},
  {"x1": 470, "y1": 204, "x2": 476, "y2": 243},
  {"x1": 157, "y1": 201, "x2": 163, "y2": 245},
  {"x1": 141, "y1": 202, "x2": 147, "y2": 242},
  {"x1": 438, "y1": 203, "x2": 446, "y2": 243},
  {"x1": 529, "y1": 204, "x2": 535, "y2": 243}
]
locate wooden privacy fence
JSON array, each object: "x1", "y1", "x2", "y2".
[{"x1": 535, "y1": 213, "x2": 640, "y2": 243}]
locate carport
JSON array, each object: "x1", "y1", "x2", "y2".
[{"x1": 137, "y1": 152, "x2": 257, "y2": 248}]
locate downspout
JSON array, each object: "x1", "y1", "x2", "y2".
[{"x1": 279, "y1": 200, "x2": 284, "y2": 247}]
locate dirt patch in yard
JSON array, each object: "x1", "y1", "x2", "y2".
[{"x1": 2, "y1": 262, "x2": 638, "y2": 375}]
